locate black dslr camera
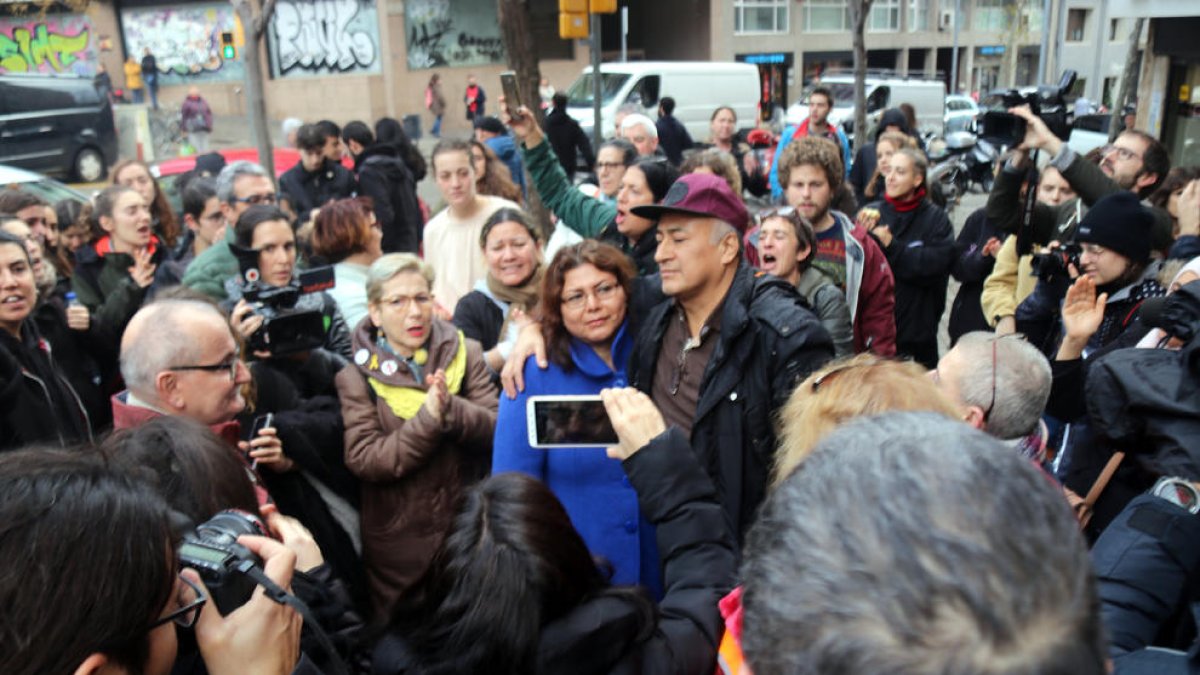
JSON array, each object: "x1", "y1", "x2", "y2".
[
  {"x1": 978, "y1": 70, "x2": 1077, "y2": 147},
  {"x1": 177, "y1": 510, "x2": 266, "y2": 615},
  {"x1": 1030, "y1": 242, "x2": 1082, "y2": 283},
  {"x1": 231, "y1": 243, "x2": 335, "y2": 356}
]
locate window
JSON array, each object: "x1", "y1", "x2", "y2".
[
  {"x1": 1066, "y1": 9, "x2": 1089, "y2": 42},
  {"x1": 1108, "y1": 18, "x2": 1120, "y2": 41},
  {"x1": 804, "y1": 0, "x2": 850, "y2": 32},
  {"x1": 870, "y1": 0, "x2": 901, "y2": 32},
  {"x1": 735, "y1": 0, "x2": 789, "y2": 34},
  {"x1": 973, "y1": 0, "x2": 1007, "y2": 32},
  {"x1": 908, "y1": 0, "x2": 928, "y2": 31}
]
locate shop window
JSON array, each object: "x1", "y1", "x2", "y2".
[{"x1": 735, "y1": 0, "x2": 789, "y2": 34}]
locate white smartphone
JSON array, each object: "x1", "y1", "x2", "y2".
[{"x1": 526, "y1": 395, "x2": 618, "y2": 448}]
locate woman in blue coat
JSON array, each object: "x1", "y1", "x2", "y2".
[{"x1": 493, "y1": 240, "x2": 660, "y2": 594}]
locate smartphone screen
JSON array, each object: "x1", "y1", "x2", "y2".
[
  {"x1": 500, "y1": 71, "x2": 523, "y2": 117},
  {"x1": 528, "y1": 396, "x2": 617, "y2": 448}
]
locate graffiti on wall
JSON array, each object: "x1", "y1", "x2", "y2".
[
  {"x1": 121, "y1": 4, "x2": 245, "y2": 85},
  {"x1": 0, "y1": 15, "x2": 95, "y2": 76},
  {"x1": 268, "y1": 0, "x2": 381, "y2": 78},
  {"x1": 405, "y1": 0, "x2": 505, "y2": 70}
]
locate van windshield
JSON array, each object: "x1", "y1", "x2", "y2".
[
  {"x1": 565, "y1": 73, "x2": 631, "y2": 106},
  {"x1": 799, "y1": 82, "x2": 856, "y2": 106}
]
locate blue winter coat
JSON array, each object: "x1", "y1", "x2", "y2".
[{"x1": 492, "y1": 321, "x2": 662, "y2": 595}]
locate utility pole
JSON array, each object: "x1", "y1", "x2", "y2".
[
  {"x1": 620, "y1": 7, "x2": 628, "y2": 62},
  {"x1": 1037, "y1": 0, "x2": 1052, "y2": 82},
  {"x1": 950, "y1": 0, "x2": 962, "y2": 94},
  {"x1": 591, "y1": 12, "x2": 603, "y2": 149}
]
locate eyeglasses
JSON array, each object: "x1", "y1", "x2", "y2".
[
  {"x1": 149, "y1": 574, "x2": 207, "y2": 630},
  {"x1": 810, "y1": 356, "x2": 887, "y2": 392},
  {"x1": 233, "y1": 192, "x2": 278, "y2": 206},
  {"x1": 378, "y1": 293, "x2": 433, "y2": 310},
  {"x1": 1101, "y1": 144, "x2": 1141, "y2": 162},
  {"x1": 562, "y1": 282, "x2": 620, "y2": 310},
  {"x1": 596, "y1": 161, "x2": 626, "y2": 171},
  {"x1": 167, "y1": 357, "x2": 241, "y2": 380},
  {"x1": 981, "y1": 334, "x2": 1026, "y2": 423}
]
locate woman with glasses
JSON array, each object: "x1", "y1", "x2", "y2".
[
  {"x1": 504, "y1": 103, "x2": 680, "y2": 275},
  {"x1": 73, "y1": 185, "x2": 181, "y2": 336},
  {"x1": 492, "y1": 240, "x2": 662, "y2": 591},
  {"x1": 335, "y1": 253, "x2": 498, "y2": 618},
  {"x1": 227, "y1": 205, "x2": 352, "y2": 359},
  {"x1": 453, "y1": 208, "x2": 543, "y2": 380},
  {"x1": 113, "y1": 159, "x2": 182, "y2": 253},
  {"x1": 0, "y1": 448, "x2": 304, "y2": 675},
  {"x1": 857, "y1": 148, "x2": 955, "y2": 369},
  {"x1": 0, "y1": 231, "x2": 94, "y2": 451}
]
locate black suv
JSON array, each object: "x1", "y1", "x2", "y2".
[{"x1": 0, "y1": 73, "x2": 118, "y2": 182}]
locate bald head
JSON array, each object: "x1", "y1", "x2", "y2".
[{"x1": 121, "y1": 299, "x2": 231, "y2": 406}]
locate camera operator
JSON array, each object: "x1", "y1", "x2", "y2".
[
  {"x1": 224, "y1": 204, "x2": 366, "y2": 607},
  {"x1": 986, "y1": 105, "x2": 1173, "y2": 256},
  {"x1": 0, "y1": 448, "x2": 304, "y2": 675}
]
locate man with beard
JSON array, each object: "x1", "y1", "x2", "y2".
[
  {"x1": 775, "y1": 136, "x2": 896, "y2": 355},
  {"x1": 986, "y1": 106, "x2": 1173, "y2": 255}
]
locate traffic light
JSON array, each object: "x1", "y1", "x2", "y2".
[
  {"x1": 221, "y1": 31, "x2": 235, "y2": 59},
  {"x1": 559, "y1": 12, "x2": 588, "y2": 39},
  {"x1": 589, "y1": 0, "x2": 617, "y2": 13}
]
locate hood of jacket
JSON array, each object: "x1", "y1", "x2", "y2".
[
  {"x1": 355, "y1": 143, "x2": 411, "y2": 180},
  {"x1": 486, "y1": 134, "x2": 519, "y2": 163},
  {"x1": 349, "y1": 314, "x2": 460, "y2": 387}
]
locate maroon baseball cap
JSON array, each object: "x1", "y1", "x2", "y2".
[{"x1": 631, "y1": 173, "x2": 750, "y2": 233}]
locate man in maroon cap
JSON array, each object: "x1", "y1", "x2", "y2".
[{"x1": 628, "y1": 172, "x2": 834, "y2": 542}]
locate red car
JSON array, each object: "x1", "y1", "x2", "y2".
[{"x1": 152, "y1": 147, "x2": 354, "y2": 180}]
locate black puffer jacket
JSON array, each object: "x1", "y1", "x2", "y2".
[
  {"x1": 629, "y1": 264, "x2": 834, "y2": 542},
  {"x1": 865, "y1": 197, "x2": 954, "y2": 365},
  {"x1": 354, "y1": 143, "x2": 423, "y2": 254},
  {"x1": 279, "y1": 158, "x2": 358, "y2": 218},
  {"x1": 0, "y1": 321, "x2": 91, "y2": 451},
  {"x1": 371, "y1": 427, "x2": 736, "y2": 675}
]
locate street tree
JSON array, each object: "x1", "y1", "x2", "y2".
[
  {"x1": 232, "y1": 0, "x2": 277, "y2": 177},
  {"x1": 497, "y1": 0, "x2": 550, "y2": 237},
  {"x1": 846, "y1": 0, "x2": 876, "y2": 151}
]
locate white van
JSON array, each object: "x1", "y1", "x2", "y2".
[
  {"x1": 785, "y1": 73, "x2": 946, "y2": 137},
  {"x1": 563, "y1": 61, "x2": 760, "y2": 142}
]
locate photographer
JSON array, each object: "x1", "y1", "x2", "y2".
[
  {"x1": 985, "y1": 105, "x2": 1173, "y2": 255},
  {"x1": 0, "y1": 449, "x2": 304, "y2": 675}
]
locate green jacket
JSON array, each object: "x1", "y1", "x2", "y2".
[
  {"x1": 521, "y1": 139, "x2": 659, "y2": 274},
  {"x1": 71, "y1": 243, "x2": 168, "y2": 333},
  {"x1": 986, "y1": 147, "x2": 1172, "y2": 252},
  {"x1": 182, "y1": 225, "x2": 239, "y2": 301}
]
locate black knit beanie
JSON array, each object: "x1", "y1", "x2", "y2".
[{"x1": 1075, "y1": 192, "x2": 1153, "y2": 264}]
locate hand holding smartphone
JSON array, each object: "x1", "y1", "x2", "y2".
[
  {"x1": 500, "y1": 71, "x2": 525, "y2": 122},
  {"x1": 526, "y1": 396, "x2": 618, "y2": 448}
]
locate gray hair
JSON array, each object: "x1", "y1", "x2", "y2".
[
  {"x1": 741, "y1": 412, "x2": 1104, "y2": 675},
  {"x1": 708, "y1": 219, "x2": 738, "y2": 245},
  {"x1": 952, "y1": 332, "x2": 1052, "y2": 440},
  {"x1": 215, "y1": 161, "x2": 269, "y2": 205},
  {"x1": 281, "y1": 117, "x2": 303, "y2": 135},
  {"x1": 620, "y1": 113, "x2": 657, "y2": 139},
  {"x1": 119, "y1": 299, "x2": 227, "y2": 401},
  {"x1": 366, "y1": 253, "x2": 435, "y2": 304}
]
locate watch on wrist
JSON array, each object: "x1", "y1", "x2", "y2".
[{"x1": 1149, "y1": 476, "x2": 1200, "y2": 514}]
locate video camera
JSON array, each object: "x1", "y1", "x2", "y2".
[
  {"x1": 978, "y1": 70, "x2": 1077, "y2": 147},
  {"x1": 1031, "y1": 242, "x2": 1082, "y2": 283},
  {"x1": 231, "y1": 243, "x2": 335, "y2": 356},
  {"x1": 177, "y1": 510, "x2": 266, "y2": 614},
  {"x1": 1140, "y1": 280, "x2": 1200, "y2": 344}
]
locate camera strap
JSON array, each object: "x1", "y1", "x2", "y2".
[
  {"x1": 1016, "y1": 150, "x2": 1041, "y2": 258},
  {"x1": 237, "y1": 560, "x2": 351, "y2": 675}
]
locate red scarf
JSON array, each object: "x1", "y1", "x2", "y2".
[
  {"x1": 94, "y1": 234, "x2": 159, "y2": 258},
  {"x1": 884, "y1": 186, "x2": 926, "y2": 213}
]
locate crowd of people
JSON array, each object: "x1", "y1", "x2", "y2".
[{"x1": 3, "y1": 72, "x2": 1200, "y2": 675}]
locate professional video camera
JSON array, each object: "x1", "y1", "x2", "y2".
[
  {"x1": 177, "y1": 510, "x2": 266, "y2": 614},
  {"x1": 1030, "y1": 242, "x2": 1083, "y2": 283},
  {"x1": 978, "y1": 70, "x2": 1077, "y2": 147},
  {"x1": 231, "y1": 243, "x2": 335, "y2": 356}
]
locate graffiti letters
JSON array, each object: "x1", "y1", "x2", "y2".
[
  {"x1": 271, "y1": 0, "x2": 380, "y2": 77},
  {"x1": 0, "y1": 19, "x2": 94, "y2": 75},
  {"x1": 404, "y1": 0, "x2": 506, "y2": 70},
  {"x1": 121, "y1": 5, "x2": 243, "y2": 84}
]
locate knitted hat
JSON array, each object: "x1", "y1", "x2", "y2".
[{"x1": 1075, "y1": 192, "x2": 1153, "y2": 264}]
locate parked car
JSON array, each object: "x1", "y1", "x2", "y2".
[
  {"x1": 0, "y1": 163, "x2": 90, "y2": 205},
  {"x1": 562, "y1": 61, "x2": 760, "y2": 142},
  {"x1": 944, "y1": 95, "x2": 980, "y2": 134},
  {"x1": 1068, "y1": 114, "x2": 1112, "y2": 157},
  {"x1": 0, "y1": 73, "x2": 117, "y2": 182},
  {"x1": 786, "y1": 73, "x2": 946, "y2": 138}
]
